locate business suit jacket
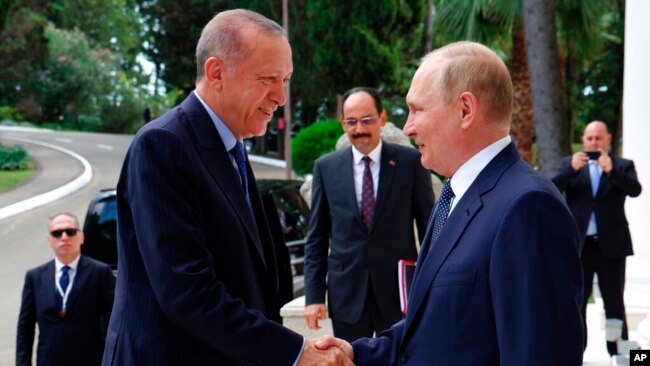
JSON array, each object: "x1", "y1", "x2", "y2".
[
  {"x1": 102, "y1": 93, "x2": 303, "y2": 366},
  {"x1": 305, "y1": 142, "x2": 434, "y2": 324},
  {"x1": 16, "y1": 255, "x2": 115, "y2": 366},
  {"x1": 552, "y1": 154, "x2": 642, "y2": 258},
  {"x1": 352, "y1": 143, "x2": 584, "y2": 365}
]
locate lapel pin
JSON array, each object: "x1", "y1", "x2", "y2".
[{"x1": 389, "y1": 159, "x2": 396, "y2": 166}]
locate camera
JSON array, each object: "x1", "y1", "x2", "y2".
[{"x1": 585, "y1": 151, "x2": 601, "y2": 160}]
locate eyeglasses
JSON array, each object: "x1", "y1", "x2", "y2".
[
  {"x1": 343, "y1": 116, "x2": 377, "y2": 127},
  {"x1": 50, "y1": 228, "x2": 80, "y2": 238}
]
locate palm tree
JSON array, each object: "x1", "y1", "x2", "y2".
[{"x1": 433, "y1": 0, "x2": 611, "y2": 175}]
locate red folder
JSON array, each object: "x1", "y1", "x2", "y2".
[{"x1": 398, "y1": 259, "x2": 416, "y2": 315}]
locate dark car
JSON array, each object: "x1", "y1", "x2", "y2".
[{"x1": 81, "y1": 179, "x2": 310, "y2": 317}]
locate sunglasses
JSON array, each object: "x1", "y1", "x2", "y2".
[
  {"x1": 50, "y1": 228, "x2": 80, "y2": 238},
  {"x1": 343, "y1": 116, "x2": 377, "y2": 127}
]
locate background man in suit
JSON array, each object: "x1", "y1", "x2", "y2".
[
  {"x1": 317, "y1": 41, "x2": 584, "y2": 365},
  {"x1": 102, "y1": 9, "x2": 351, "y2": 366},
  {"x1": 304, "y1": 87, "x2": 434, "y2": 341},
  {"x1": 16, "y1": 212, "x2": 115, "y2": 366},
  {"x1": 552, "y1": 120, "x2": 642, "y2": 355}
]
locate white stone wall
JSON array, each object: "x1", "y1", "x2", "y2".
[{"x1": 623, "y1": 0, "x2": 650, "y2": 344}]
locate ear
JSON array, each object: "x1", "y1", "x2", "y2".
[
  {"x1": 458, "y1": 92, "x2": 477, "y2": 129},
  {"x1": 204, "y1": 56, "x2": 226, "y2": 90},
  {"x1": 379, "y1": 110, "x2": 388, "y2": 127}
]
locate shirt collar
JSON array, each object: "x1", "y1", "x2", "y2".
[
  {"x1": 449, "y1": 135, "x2": 511, "y2": 201},
  {"x1": 193, "y1": 90, "x2": 239, "y2": 150},
  {"x1": 352, "y1": 140, "x2": 383, "y2": 165},
  {"x1": 55, "y1": 255, "x2": 80, "y2": 272}
]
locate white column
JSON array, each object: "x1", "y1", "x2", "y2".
[{"x1": 623, "y1": 0, "x2": 650, "y2": 345}]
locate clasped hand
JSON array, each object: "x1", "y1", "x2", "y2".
[{"x1": 297, "y1": 336, "x2": 354, "y2": 366}]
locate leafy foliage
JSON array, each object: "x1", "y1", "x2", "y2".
[
  {"x1": 0, "y1": 144, "x2": 30, "y2": 170},
  {"x1": 291, "y1": 119, "x2": 343, "y2": 175}
]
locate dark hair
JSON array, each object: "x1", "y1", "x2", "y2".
[{"x1": 341, "y1": 87, "x2": 383, "y2": 115}]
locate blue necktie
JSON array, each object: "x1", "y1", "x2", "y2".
[
  {"x1": 230, "y1": 142, "x2": 251, "y2": 207},
  {"x1": 429, "y1": 181, "x2": 454, "y2": 252},
  {"x1": 587, "y1": 161, "x2": 601, "y2": 235},
  {"x1": 56, "y1": 265, "x2": 70, "y2": 309}
]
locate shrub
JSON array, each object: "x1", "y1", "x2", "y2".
[
  {"x1": 0, "y1": 144, "x2": 30, "y2": 170},
  {"x1": 291, "y1": 119, "x2": 343, "y2": 176}
]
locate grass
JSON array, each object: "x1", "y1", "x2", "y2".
[{"x1": 0, "y1": 169, "x2": 34, "y2": 192}]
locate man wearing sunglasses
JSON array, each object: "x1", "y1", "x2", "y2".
[
  {"x1": 304, "y1": 87, "x2": 434, "y2": 341},
  {"x1": 16, "y1": 212, "x2": 115, "y2": 366}
]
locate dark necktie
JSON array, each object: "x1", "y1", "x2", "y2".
[
  {"x1": 429, "y1": 181, "x2": 454, "y2": 251},
  {"x1": 361, "y1": 156, "x2": 375, "y2": 231},
  {"x1": 56, "y1": 265, "x2": 70, "y2": 309},
  {"x1": 230, "y1": 142, "x2": 251, "y2": 207}
]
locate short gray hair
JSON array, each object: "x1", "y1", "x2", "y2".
[
  {"x1": 48, "y1": 212, "x2": 80, "y2": 229},
  {"x1": 196, "y1": 9, "x2": 286, "y2": 80}
]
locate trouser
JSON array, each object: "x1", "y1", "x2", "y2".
[
  {"x1": 331, "y1": 283, "x2": 398, "y2": 342},
  {"x1": 581, "y1": 235, "x2": 628, "y2": 356}
]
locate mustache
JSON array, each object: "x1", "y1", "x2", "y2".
[{"x1": 352, "y1": 133, "x2": 371, "y2": 139}]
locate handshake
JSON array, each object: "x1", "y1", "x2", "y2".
[{"x1": 297, "y1": 336, "x2": 355, "y2": 366}]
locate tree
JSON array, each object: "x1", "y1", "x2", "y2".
[
  {"x1": 435, "y1": 0, "x2": 535, "y2": 163},
  {"x1": 38, "y1": 23, "x2": 118, "y2": 127},
  {"x1": 0, "y1": 5, "x2": 50, "y2": 121},
  {"x1": 304, "y1": 1, "x2": 425, "y2": 110},
  {"x1": 521, "y1": 0, "x2": 570, "y2": 177},
  {"x1": 434, "y1": 0, "x2": 614, "y2": 172}
]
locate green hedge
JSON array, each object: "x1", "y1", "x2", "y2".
[
  {"x1": 0, "y1": 145, "x2": 30, "y2": 170},
  {"x1": 291, "y1": 119, "x2": 343, "y2": 176}
]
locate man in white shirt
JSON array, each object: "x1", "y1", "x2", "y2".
[
  {"x1": 16, "y1": 212, "x2": 115, "y2": 366},
  {"x1": 304, "y1": 87, "x2": 434, "y2": 341}
]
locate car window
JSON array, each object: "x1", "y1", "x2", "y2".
[{"x1": 82, "y1": 195, "x2": 118, "y2": 270}]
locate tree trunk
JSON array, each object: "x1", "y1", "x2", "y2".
[
  {"x1": 521, "y1": 0, "x2": 571, "y2": 178},
  {"x1": 510, "y1": 21, "x2": 535, "y2": 164},
  {"x1": 422, "y1": 0, "x2": 435, "y2": 54}
]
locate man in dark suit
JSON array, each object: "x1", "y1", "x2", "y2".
[
  {"x1": 317, "y1": 41, "x2": 584, "y2": 365},
  {"x1": 16, "y1": 212, "x2": 115, "y2": 366},
  {"x1": 552, "y1": 120, "x2": 642, "y2": 355},
  {"x1": 102, "y1": 9, "x2": 351, "y2": 366},
  {"x1": 304, "y1": 87, "x2": 434, "y2": 341}
]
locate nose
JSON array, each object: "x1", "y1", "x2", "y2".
[
  {"x1": 269, "y1": 81, "x2": 287, "y2": 106},
  {"x1": 403, "y1": 115, "x2": 415, "y2": 137}
]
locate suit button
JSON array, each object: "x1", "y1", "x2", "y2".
[{"x1": 400, "y1": 352, "x2": 409, "y2": 363}]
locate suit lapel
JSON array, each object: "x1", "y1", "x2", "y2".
[
  {"x1": 180, "y1": 94, "x2": 266, "y2": 268},
  {"x1": 370, "y1": 142, "x2": 396, "y2": 233},
  {"x1": 340, "y1": 148, "x2": 364, "y2": 229},
  {"x1": 402, "y1": 143, "x2": 520, "y2": 343},
  {"x1": 40, "y1": 261, "x2": 57, "y2": 310},
  {"x1": 66, "y1": 256, "x2": 89, "y2": 310}
]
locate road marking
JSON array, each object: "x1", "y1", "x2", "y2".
[
  {"x1": 97, "y1": 144, "x2": 114, "y2": 150},
  {"x1": 0, "y1": 136, "x2": 93, "y2": 220},
  {"x1": 55, "y1": 138, "x2": 72, "y2": 143}
]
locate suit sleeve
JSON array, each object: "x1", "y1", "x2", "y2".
[
  {"x1": 352, "y1": 319, "x2": 405, "y2": 364},
  {"x1": 607, "y1": 159, "x2": 642, "y2": 197},
  {"x1": 125, "y1": 129, "x2": 302, "y2": 364},
  {"x1": 99, "y1": 265, "x2": 115, "y2": 335},
  {"x1": 412, "y1": 163, "x2": 434, "y2": 243},
  {"x1": 551, "y1": 156, "x2": 575, "y2": 193},
  {"x1": 303, "y1": 159, "x2": 331, "y2": 305},
  {"x1": 16, "y1": 271, "x2": 36, "y2": 366},
  {"x1": 490, "y1": 190, "x2": 584, "y2": 365}
]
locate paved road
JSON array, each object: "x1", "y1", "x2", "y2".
[{"x1": 0, "y1": 127, "x2": 288, "y2": 365}]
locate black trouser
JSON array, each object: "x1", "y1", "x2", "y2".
[
  {"x1": 581, "y1": 235, "x2": 628, "y2": 356},
  {"x1": 331, "y1": 283, "x2": 398, "y2": 342}
]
